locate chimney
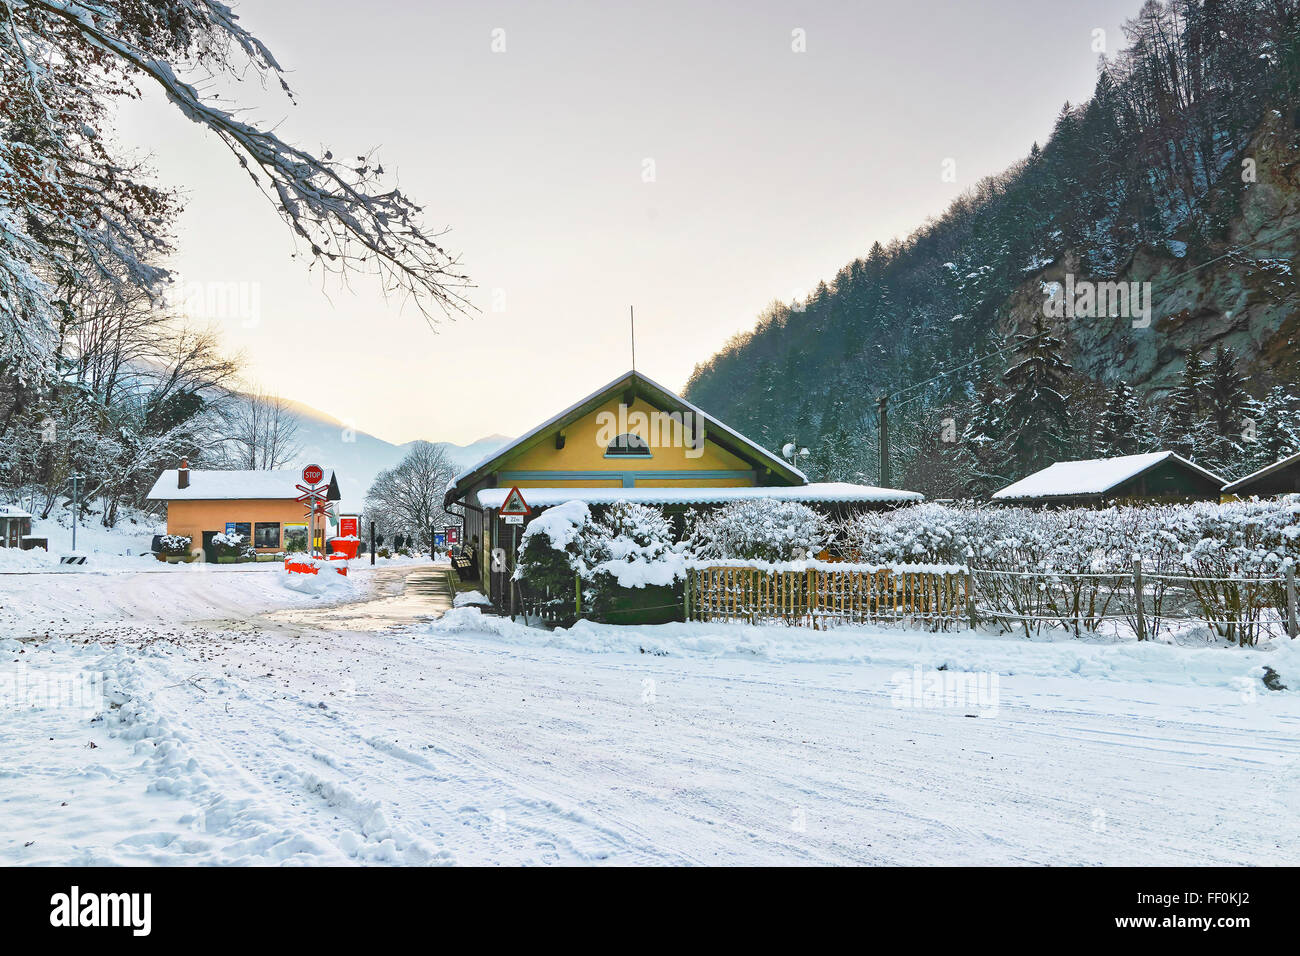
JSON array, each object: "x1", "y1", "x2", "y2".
[{"x1": 178, "y1": 457, "x2": 189, "y2": 490}]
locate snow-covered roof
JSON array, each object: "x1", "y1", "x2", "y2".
[
  {"x1": 446, "y1": 370, "x2": 808, "y2": 502},
  {"x1": 0, "y1": 504, "x2": 32, "y2": 519},
  {"x1": 475, "y1": 482, "x2": 922, "y2": 509},
  {"x1": 1222, "y1": 451, "x2": 1300, "y2": 493},
  {"x1": 147, "y1": 469, "x2": 338, "y2": 501},
  {"x1": 991, "y1": 451, "x2": 1224, "y2": 500}
]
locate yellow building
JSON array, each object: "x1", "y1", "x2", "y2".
[
  {"x1": 147, "y1": 461, "x2": 342, "y2": 561},
  {"x1": 443, "y1": 370, "x2": 922, "y2": 601}
]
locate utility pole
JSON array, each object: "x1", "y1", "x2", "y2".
[
  {"x1": 370, "y1": 520, "x2": 376, "y2": 566},
  {"x1": 69, "y1": 473, "x2": 82, "y2": 553},
  {"x1": 877, "y1": 395, "x2": 890, "y2": 488}
]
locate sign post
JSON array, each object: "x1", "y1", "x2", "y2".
[
  {"x1": 69, "y1": 473, "x2": 83, "y2": 553},
  {"x1": 498, "y1": 487, "x2": 531, "y2": 620},
  {"x1": 298, "y1": 464, "x2": 325, "y2": 555}
]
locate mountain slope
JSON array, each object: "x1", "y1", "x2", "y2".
[{"x1": 682, "y1": 0, "x2": 1300, "y2": 493}]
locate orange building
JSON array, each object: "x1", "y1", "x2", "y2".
[{"x1": 147, "y1": 459, "x2": 342, "y2": 562}]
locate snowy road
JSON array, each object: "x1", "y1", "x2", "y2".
[{"x1": 4, "y1": 565, "x2": 1300, "y2": 865}]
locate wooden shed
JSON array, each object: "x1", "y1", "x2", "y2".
[
  {"x1": 1222, "y1": 452, "x2": 1300, "y2": 498},
  {"x1": 991, "y1": 451, "x2": 1225, "y2": 507}
]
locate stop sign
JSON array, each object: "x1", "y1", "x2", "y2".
[{"x1": 302, "y1": 463, "x2": 324, "y2": 485}]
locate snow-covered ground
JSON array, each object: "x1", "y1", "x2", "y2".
[{"x1": 3, "y1": 567, "x2": 1300, "y2": 865}]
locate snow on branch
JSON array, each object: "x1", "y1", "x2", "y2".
[{"x1": 14, "y1": 0, "x2": 472, "y2": 325}]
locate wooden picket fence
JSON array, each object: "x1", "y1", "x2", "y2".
[{"x1": 685, "y1": 565, "x2": 971, "y2": 630}]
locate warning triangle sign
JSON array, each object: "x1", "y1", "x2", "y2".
[{"x1": 499, "y1": 486, "x2": 531, "y2": 516}]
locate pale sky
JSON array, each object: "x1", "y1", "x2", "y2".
[{"x1": 116, "y1": 0, "x2": 1140, "y2": 445}]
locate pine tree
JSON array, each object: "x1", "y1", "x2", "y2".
[
  {"x1": 1096, "y1": 382, "x2": 1144, "y2": 456},
  {"x1": 1207, "y1": 345, "x2": 1249, "y2": 440},
  {"x1": 1248, "y1": 386, "x2": 1300, "y2": 469},
  {"x1": 1000, "y1": 315, "x2": 1073, "y2": 475},
  {"x1": 956, "y1": 378, "x2": 1012, "y2": 495},
  {"x1": 1169, "y1": 351, "x2": 1213, "y2": 459}
]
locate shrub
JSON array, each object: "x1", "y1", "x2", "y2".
[
  {"x1": 515, "y1": 501, "x2": 684, "y2": 624},
  {"x1": 212, "y1": 532, "x2": 244, "y2": 558},
  {"x1": 687, "y1": 498, "x2": 829, "y2": 562},
  {"x1": 158, "y1": 534, "x2": 191, "y2": 556},
  {"x1": 584, "y1": 502, "x2": 682, "y2": 622},
  {"x1": 836, "y1": 497, "x2": 1300, "y2": 642},
  {"x1": 515, "y1": 501, "x2": 593, "y2": 623}
]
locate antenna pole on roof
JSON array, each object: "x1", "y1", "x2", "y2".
[{"x1": 629, "y1": 305, "x2": 636, "y2": 373}]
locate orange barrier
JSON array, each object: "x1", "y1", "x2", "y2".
[{"x1": 329, "y1": 537, "x2": 360, "y2": 559}]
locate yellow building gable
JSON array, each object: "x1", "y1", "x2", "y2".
[
  {"x1": 443, "y1": 370, "x2": 807, "y2": 513},
  {"x1": 501, "y1": 396, "x2": 756, "y2": 488}
]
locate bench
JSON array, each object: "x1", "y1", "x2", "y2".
[{"x1": 450, "y1": 550, "x2": 476, "y2": 581}]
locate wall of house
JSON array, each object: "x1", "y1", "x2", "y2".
[
  {"x1": 501, "y1": 397, "x2": 759, "y2": 488},
  {"x1": 1227, "y1": 462, "x2": 1300, "y2": 498},
  {"x1": 1117, "y1": 461, "x2": 1224, "y2": 500},
  {"x1": 166, "y1": 499, "x2": 311, "y2": 555}
]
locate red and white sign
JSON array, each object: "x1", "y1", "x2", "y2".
[
  {"x1": 295, "y1": 483, "x2": 328, "y2": 503},
  {"x1": 340, "y1": 516, "x2": 358, "y2": 538},
  {"x1": 499, "y1": 486, "x2": 530, "y2": 517},
  {"x1": 301, "y1": 463, "x2": 324, "y2": 485},
  {"x1": 445, "y1": 526, "x2": 460, "y2": 545}
]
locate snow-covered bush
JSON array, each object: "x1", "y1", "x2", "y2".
[
  {"x1": 158, "y1": 533, "x2": 191, "y2": 556},
  {"x1": 583, "y1": 503, "x2": 682, "y2": 621},
  {"x1": 687, "y1": 499, "x2": 830, "y2": 563},
  {"x1": 514, "y1": 500, "x2": 594, "y2": 614},
  {"x1": 584, "y1": 502, "x2": 676, "y2": 580},
  {"x1": 212, "y1": 532, "x2": 243, "y2": 557},
  {"x1": 514, "y1": 501, "x2": 684, "y2": 624},
  {"x1": 837, "y1": 498, "x2": 1300, "y2": 642}
]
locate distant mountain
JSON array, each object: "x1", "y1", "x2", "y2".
[{"x1": 278, "y1": 398, "x2": 508, "y2": 512}]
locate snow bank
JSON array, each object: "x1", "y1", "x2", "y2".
[
  {"x1": 452, "y1": 590, "x2": 491, "y2": 607},
  {"x1": 423, "y1": 607, "x2": 1292, "y2": 693},
  {"x1": 281, "y1": 556, "x2": 359, "y2": 598}
]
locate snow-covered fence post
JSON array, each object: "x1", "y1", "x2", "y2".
[
  {"x1": 1287, "y1": 562, "x2": 1297, "y2": 639},
  {"x1": 964, "y1": 569, "x2": 976, "y2": 630},
  {"x1": 1133, "y1": 556, "x2": 1147, "y2": 642}
]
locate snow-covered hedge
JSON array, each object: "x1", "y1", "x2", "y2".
[
  {"x1": 515, "y1": 501, "x2": 685, "y2": 624},
  {"x1": 687, "y1": 499, "x2": 830, "y2": 563},
  {"x1": 211, "y1": 531, "x2": 243, "y2": 556},
  {"x1": 838, "y1": 498, "x2": 1300, "y2": 643},
  {"x1": 158, "y1": 534, "x2": 191, "y2": 556},
  {"x1": 838, "y1": 499, "x2": 1300, "y2": 575}
]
